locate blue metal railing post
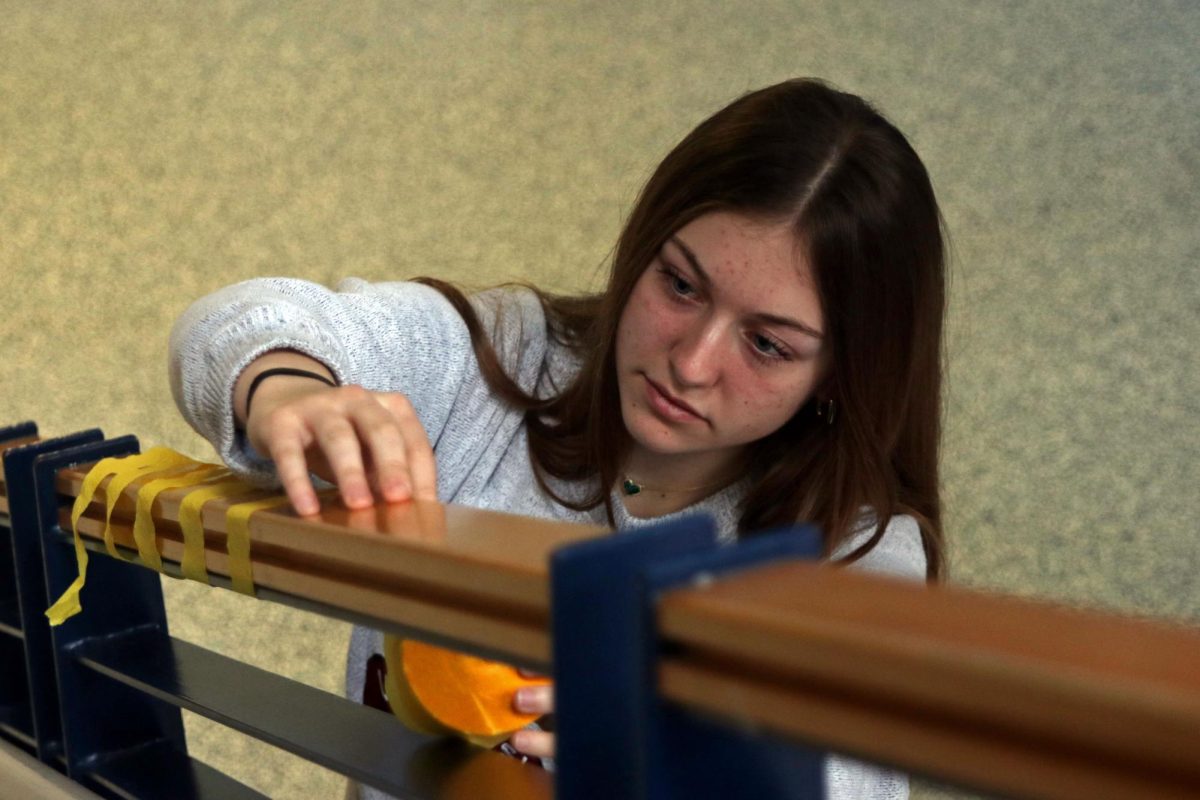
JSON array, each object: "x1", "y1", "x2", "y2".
[
  {"x1": 0, "y1": 420, "x2": 42, "y2": 757},
  {"x1": 31, "y1": 436, "x2": 190, "y2": 791},
  {"x1": 551, "y1": 515, "x2": 827, "y2": 799},
  {"x1": 2, "y1": 426, "x2": 105, "y2": 766}
]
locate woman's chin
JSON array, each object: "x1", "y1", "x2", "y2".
[{"x1": 624, "y1": 420, "x2": 695, "y2": 459}]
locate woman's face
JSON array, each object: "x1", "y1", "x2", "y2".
[{"x1": 615, "y1": 211, "x2": 828, "y2": 472}]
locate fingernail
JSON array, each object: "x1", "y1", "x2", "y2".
[
  {"x1": 515, "y1": 689, "x2": 533, "y2": 712},
  {"x1": 296, "y1": 498, "x2": 318, "y2": 516},
  {"x1": 510, "y1": 732, "x2": 528, "y2": 749}
]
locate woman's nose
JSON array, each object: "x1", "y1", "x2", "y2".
[{"x1": 669, "y1": 322, "x2": 724, "y2": 388}]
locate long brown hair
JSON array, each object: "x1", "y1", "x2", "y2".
[{"x1": 416, "y1": 78, "x2": 947, "y2": 581}]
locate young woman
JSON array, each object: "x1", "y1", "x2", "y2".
[{"x1": 170, "y1": 77, "x2": 946, "y2": 799}]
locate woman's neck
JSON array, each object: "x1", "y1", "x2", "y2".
[
  {"x1": 619, "y1": 489, "x2": 702, "y2": 520},
  {"x1": 618, "y1": 445, "x2": 742, "y2": 514}
]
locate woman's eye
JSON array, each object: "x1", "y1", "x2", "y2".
[
  {"x1": 657, "y1": 265, "x2": 696, "y2": 299},
  {"x1": 750, "y1": 333, "x2": 792, "y2": 362},
  {"x1": 672, "y1": 275, "x2": 694, "y2": 295},
  {"x1": 753, "y1": 335, "x2": 779, "y2": 355}
]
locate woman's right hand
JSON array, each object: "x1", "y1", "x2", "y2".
[{"x1": 238, "y1": 358, "x2": 438, "y2": 516}]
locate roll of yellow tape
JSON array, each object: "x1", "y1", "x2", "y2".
[{"x1": 382, "y1": 635, "x2": 550, "y2": 748}]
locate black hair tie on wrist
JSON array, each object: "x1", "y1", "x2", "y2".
[{"x1": 244, "y1": 367, "x2": 338, "y2": 421}]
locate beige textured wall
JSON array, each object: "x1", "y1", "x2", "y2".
[{"x1": 2, "y1": 2, "x2": 1196, "y2": 798}]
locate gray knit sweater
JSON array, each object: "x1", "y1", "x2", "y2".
[{"x1": 170, "y1": 277, "x2": 924, "y2": 800}]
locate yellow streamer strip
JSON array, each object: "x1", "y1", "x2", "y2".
[
  {"x1": 46, "y1": 447, "x2": 197, "y2": 626},
  {"x1": 103, "y1": 458, "x2": 209, "y2": 560},
  {"x1": 46, "y1": 446, "x2": 296, "y2": 619},
  {"x1": 177, "y1": 480, "x2": 263, "y2": 584},
  {"x1": 224, "y1": 495, "x2": 292, "y2": 596},
  {"x1": 131, "y1": 464, "x2": 227, "y2": 572}
]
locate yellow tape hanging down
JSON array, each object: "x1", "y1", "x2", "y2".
[
  {"x1": 46, "y1": 447, "x2": 198, "y2": 626},
  {"x1": 99, "y1": 454, "x2": 199, "y2": 560},
  {"x1": 46, "y1": 447, "x2": 295, "y2": 624}
]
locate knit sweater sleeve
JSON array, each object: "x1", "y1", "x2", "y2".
[{"x1": 168, "y1": 277, "x2": 547, "y2": 490}]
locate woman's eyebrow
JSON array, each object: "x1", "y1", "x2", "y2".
[
  {"x1": 668, "y1": 236, "x2": 824, "y2": 340},
  {"x1": 751, "y1": 312, "x2": 824, "y2": 340},
  {"x1": 668, "y1": 236, "x2": 714, "y2": 288}
]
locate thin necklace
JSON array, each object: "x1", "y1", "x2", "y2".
[{"x1": 621, "y1": 474, "x2": 730, "y2": 497}]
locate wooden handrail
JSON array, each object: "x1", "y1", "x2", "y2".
[
  {"x1": 7, "y1": 455, "x2": 1199, "y2": 798},
  {"x1": 52, "y1": 464, "x2": 606, "y2": 664},
  {"x1": 657, "y1": 561, "x2": 1200, "y2": 799},
  {"x1": 0, "y1": 434, "x2": 40, "y2": 514}
]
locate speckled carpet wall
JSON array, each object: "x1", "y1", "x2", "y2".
[{"x1": 2, "y1": 2, "x2": 1196, "y2": 798}]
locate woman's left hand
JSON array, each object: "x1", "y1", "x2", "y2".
[{"x1": 510, "y1": 670, "x2": 555, "y2": 759}]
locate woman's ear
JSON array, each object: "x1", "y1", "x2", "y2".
[{"x1": 812, "y1": 367, "x2": 836, "y2": 403}]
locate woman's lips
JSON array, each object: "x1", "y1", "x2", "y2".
[{"x1": 645, "y1": 376, "x2": 704, "y2": 423}]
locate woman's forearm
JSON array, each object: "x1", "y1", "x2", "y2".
[{"x1": 232, "y1": 350, "x2": 336, "y2": 428}]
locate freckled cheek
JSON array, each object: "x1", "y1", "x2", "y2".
[
  {"x1": 621, "y1": 297, "x2": 659, "y2": 348},
  {"x1": 736, "y1": 377, "x2": 807, "y2": 417},
  {"x1": 618, "y1": 298, "x2": 646, "y2": 344},
  {"x1": 727, "y1": 371, "x2": 773, "y2": 418}
]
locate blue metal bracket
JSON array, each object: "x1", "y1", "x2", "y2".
[
  {"x1": 551, "y1": 515, "x2": 827, "y2": 799},
  {"x1": 19, "y1": 433, "x2": 552, "y2": 798},
  {"x1": 0, "y1": 420, "x2": 37, "y2": 445},
  {"x1": 30, "y1": 435, "x2": 193, "y2": 792},
  {"x1": 2, "y1": 427, "x2": 106, "y2": 764},
  {"x1": 0, "y1": 420, "x2": 41, "y2": 756}
]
